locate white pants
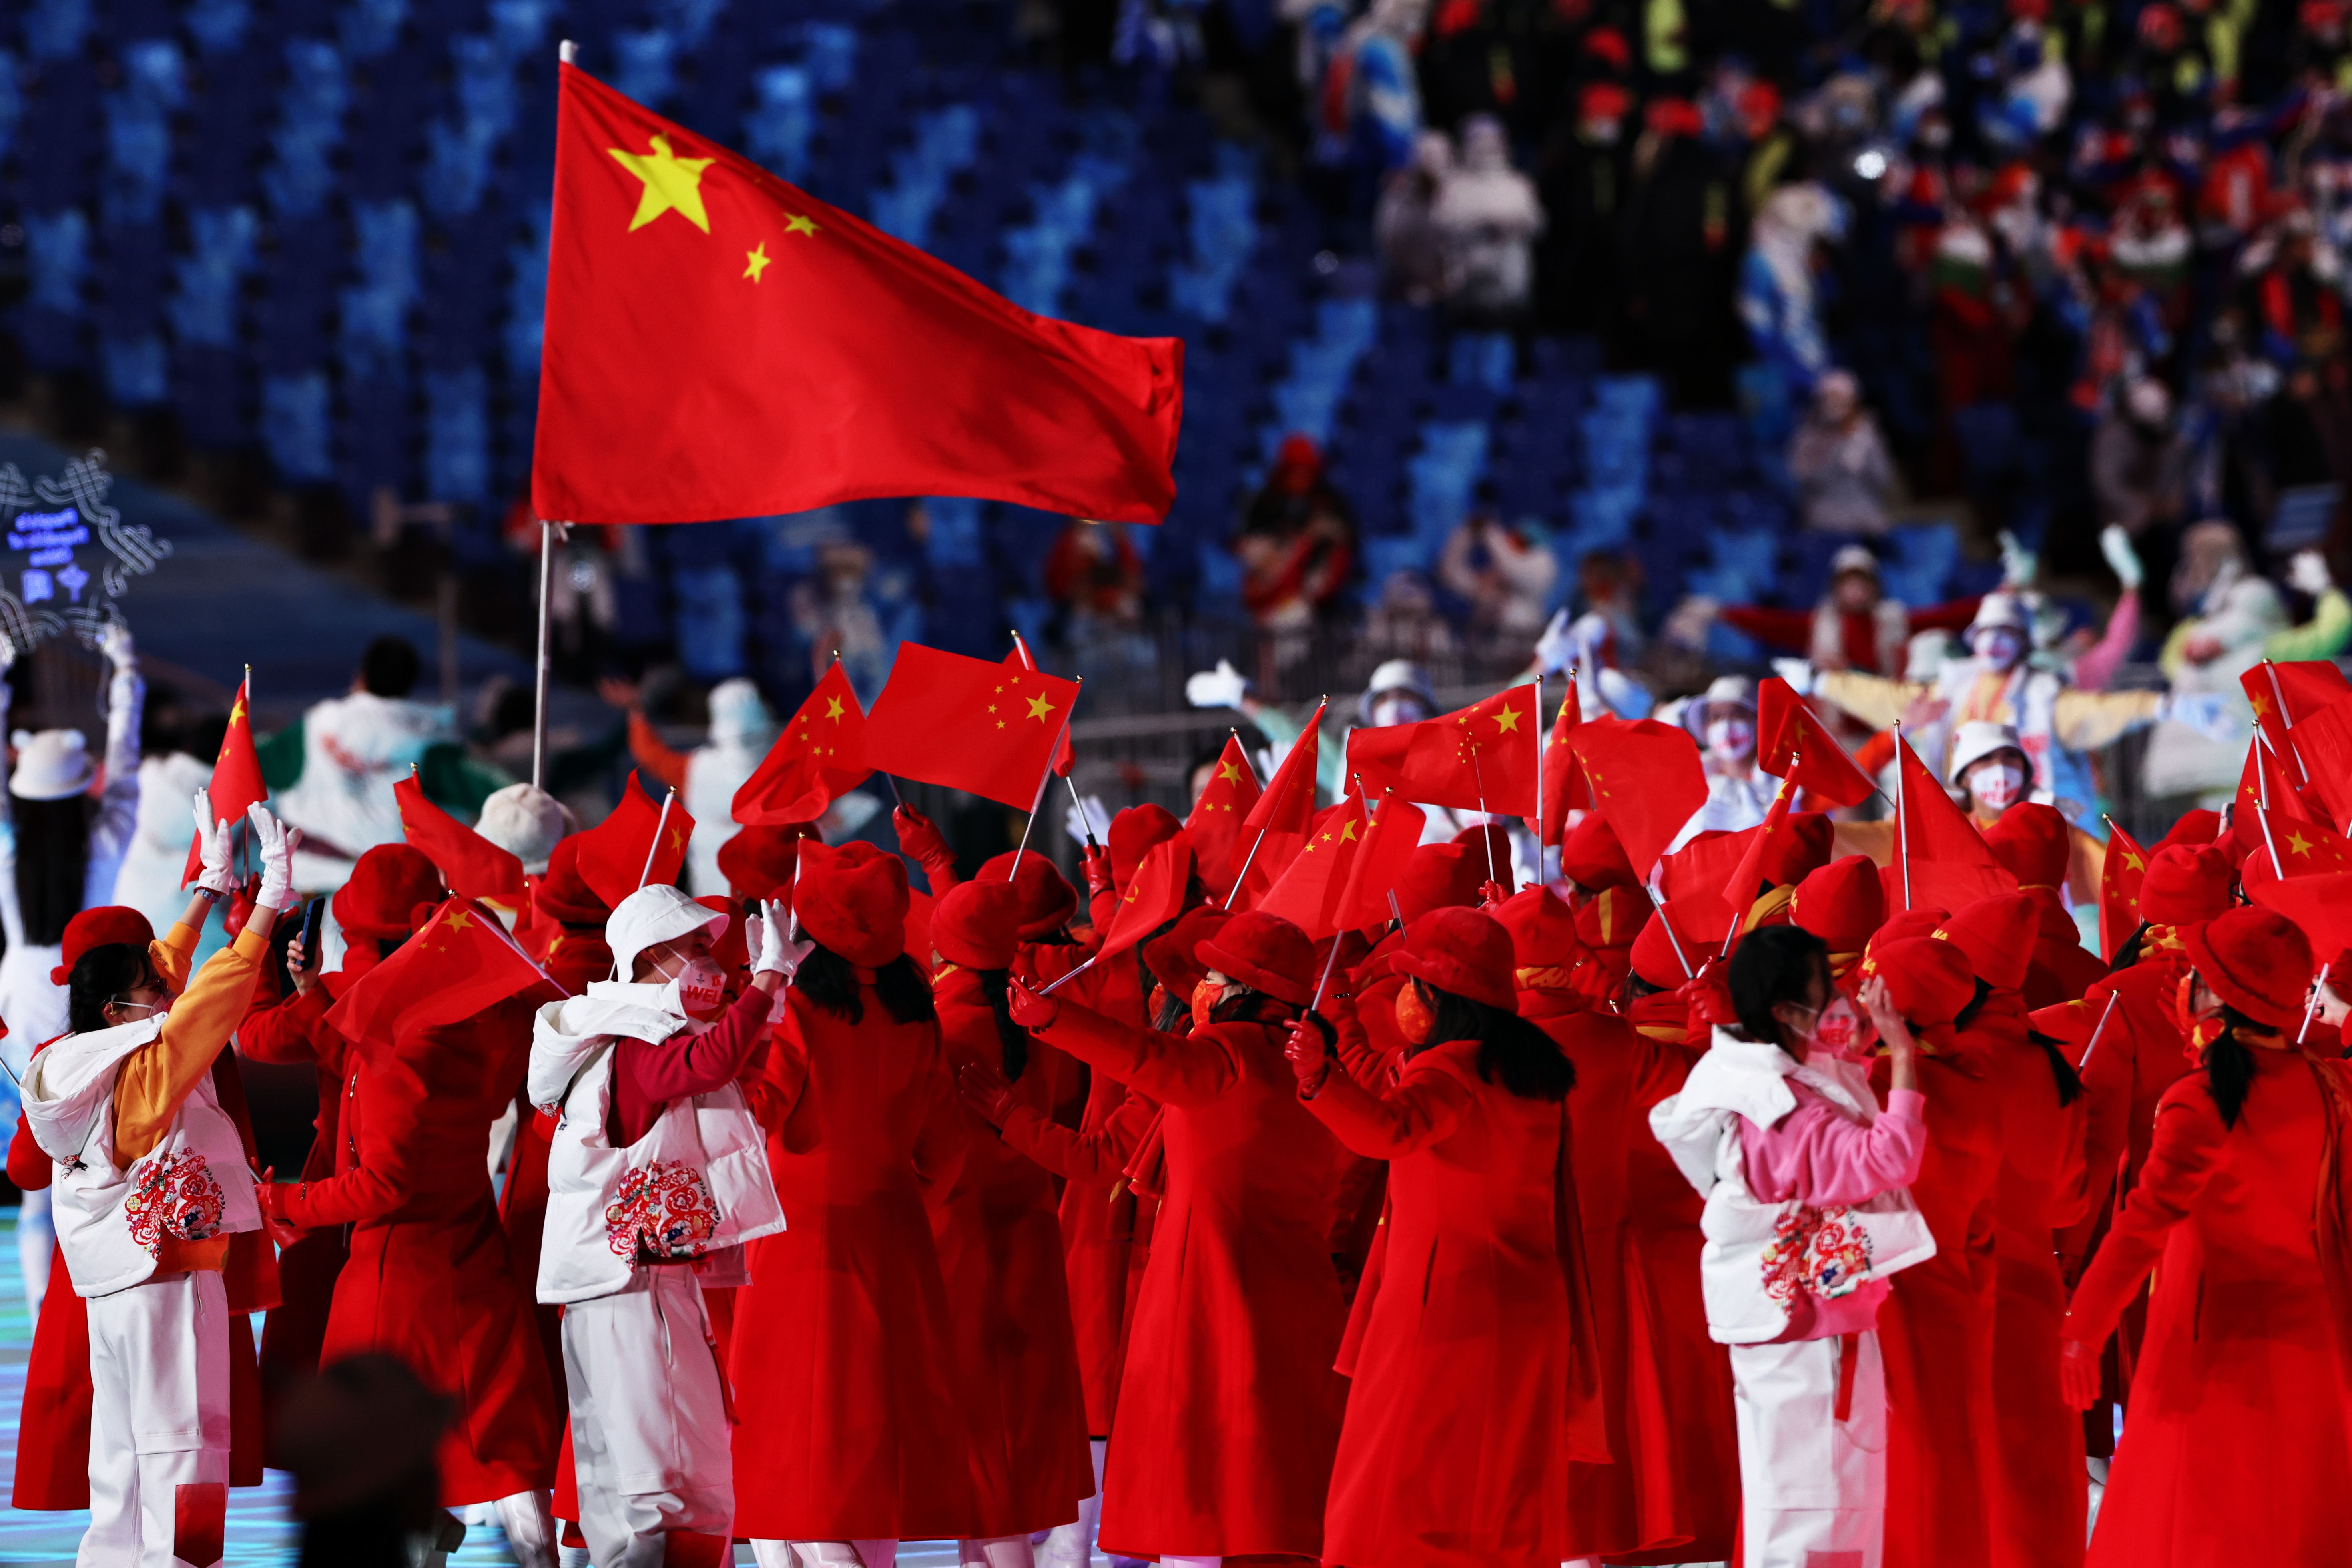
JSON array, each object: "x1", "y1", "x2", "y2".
[
  {"x1": 1729, "y1": 1330, "x2": 1887, "y2": 1568},
  {"x1": 751, "y1": 1542, "x2": 899, "y2": 1566},
  {"x1": 1035, "y1": 1437, "x2": 1106, "y2": 1568},
  {"x1": 561, "y1": 1266, "x2": 734, "y2": 1568},
  {"x1": 83, "y1": 1269, "x2": 231, "y2": 1568},
  {"x1": 20, "y1": 1185, "x2": 53, "y2": 1319}
]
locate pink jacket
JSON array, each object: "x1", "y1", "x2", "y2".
[{"x1": 1738, "y1": 1083, "x2": 1929, "y2": 1339}]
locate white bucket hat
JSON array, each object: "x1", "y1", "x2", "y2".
[
  {"x1": 10, "y1": 729, "x2": 93, "y2": 801},
  {"x1": 1947, "y1": 720, "x2": 2027, "y2": 785},
  {"x1": 1968, "y1": 593, "x2": 2031, "y2": 638},
  {"x1": 475, "y1": 783, "x2": 577, "y2": 875},
  {"x1": 607, "y1": 884, "x2": 729, "y2": 980}
]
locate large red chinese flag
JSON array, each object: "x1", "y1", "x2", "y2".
[
  {"x1": 1008, "y1": 634, "x2": 1075, "y2": 777},
  {"x1": 734, "y1": 660, "x2": 871, "y2": 825},
  {"x1": 1566, "y1": 719, "x2": 1707, "y2": 881},
  {"x1": 1186, "y1": 734, "x2": 1261, "y2": 897},
  {"x1": 532, "y1": 64, "x2": 1182, "y2": 525},
  {"x1": 862, "y1": 644, "x2": 1080, "y2": 809},
  {"x1": 1887, "y1": 737, "x2": 2011, "y2": 911},
  {"x1": 1257, "y1": 793, "x2": 1373, "y2": 940},
  {"x1": 2098, "y1": 821, "x2": 2147, "y2": 961},
  {"x1": 395, "y1": 773, "x2": 525, "y2": 906},
  {"x1": 576, "y1": 771, "x2": 695, "y2": 907},
  {"x1": 1757, "y1": 677, "x2": 1876, "y2": 809},
  {"x1": 183, "y1": 674, "x2": 267, "y2": 887},
  {"x1": 1347, "y1": 684, "x2": 1540, "y2": 816},
  {"x1": 1230, "y1": 703, "x2": 1324, "y2": 909},
  {"x1": 324, "y1": 897, "x2": 556, "y2": 1052}
]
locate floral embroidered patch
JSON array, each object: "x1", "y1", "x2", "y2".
[
  {"x1": 1760, "y1": 1204, "x2": 1875, "y2": 1303},
  {"x1": 124, "y1": 1152, "x2": 227, "y2": 1257},
  {"x1": 604, "y1": 1160, "x2": 720, "y2": 1261}
]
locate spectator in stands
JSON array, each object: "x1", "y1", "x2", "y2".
[
  {"x1": 1535, "y1": 82, "x2": 1632, "y2": 334},
  {"x1": 1666, "y1": 544, "x2": 1982, "y2": 676},
  {"x1": 1738, "y1": 181, "x2": 1843, "y2": 401},
  {"x1": 789, "y1": 540, "x2": 890, "y2": 703},
  {"x1": 272, "y1": 636, "x2": 460, "y2": 892},
  {"x1": 2091, "y1": 380, "x2": 2191, "y2": 570},
  {"x1": 1432, "y1": 115, "x2": 1545, "y2": 321},
  {"x1": 1357, "y1": 568, "x2": 1461, "y2": 672},
  {"x1": 606, "y1": 675, "x2": 778, "y2": 897},
  {"x1": 1236, "y1": 435, "x2": 1358, "y2": 634},
  {"x1": 1789, "y1": 371, "x2": 1900, "y2": 534},
  {"x1": 1437, "y1": 509, "x2": 1559, "y2": 641},
  {"x1": 1375, "y1": 131, "x2": 1454, "y2": 305},
  {"x1": 1043, "y1": 519, "x2": 1147, "y2": 637}
]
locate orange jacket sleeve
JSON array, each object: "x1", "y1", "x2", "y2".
[{"x1": 114, "y1": 924, "x2": 272, "y2": 1164}]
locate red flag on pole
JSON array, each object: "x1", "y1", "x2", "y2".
[
  {"x1": 395, "y1": 773, "x2": 526, "y2": 907},
  {"x1": 324, "y1": 897, "x2": 557, "y2": 1052},
  {"x1": 1337, "y1": 794, "x2": 1428, "y2": 932},
  {"x1": 1007, "y1": 634, "x2": 1076, "y2": 778},
  {"x1": 2241, "y1": 660, "x2": 2350, "y2": 773},
  {"x1": 183, "y1": 672, "x2": 267, "y2": 887},
  {"x1": 2251, "y1": 869, "x2": 2352, "y2": 960},
  {"x1": 1256, "y1": 793, "x2": 1375, "y2": 940},
  {"x1": 733, "y1": 660, "x2": 871, "y2": 825},
  {"x1": 1535, "y1": 682, "x2": 1600, "y2": 846},
  {"x1": 1346, "y1": 684, "x2": 1541, "y2": 815},
  {"x1": 1888, "y1": 736, "x2": 2012, "y2": 911},
  {"x1": 2098, "y1": 820, "x2": 2148, "y2": 961},
  {"x1": 1094, "y1": 831, "x2": 1193, "y2": 961},
  {"x1": 1757, "y1": 678, "x2": 1877, "y2": 808},
  {"x1": 1713, "y1": 774, "x2": 1796, "y2": 952},
  {"x1": 2288, "y1": 693, "x2": 2352, "y2": 830},
  {"x1": 531, "y1": 63, "x2": 1182, "y2": 526},
  {"x1": 861, "y1": 644, "x2": 1080, "y2": 810},
  {"x1": 1186, "y1": 734, "x2": 1261, "y2": 898},
  {"x1": 575, "y1": 772, "x2": 694, "y2": 907},
  {"x1": 2227, "y1": 738, "x2": 2321, "y2": 863},
  {"x1": 1565, "y1": 719, "x2": 1708, "y2": 881},
  {"x1": 1230, "y1": 702, "x2": 1325, "y2": 909}
]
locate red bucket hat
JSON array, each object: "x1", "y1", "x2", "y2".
[
  {"x1": 1871, "y1": 936, "x2": 1977, "y2": 1028},
  {"x1": 1984, "y1": 803, "x2": 2071, "y2": 889},
  {"x1": 53, "y1": 906, "x2": 157, "y2": 985},
  {"x1": 1575, "y1": 884, "x2": 1652, "y2": 954},
  {"x1": 1790, "y1": 855, "x2": 1886, "y2": 954},
  {"x1": 1392, "y1": 907, "x2": 1518, "y2": 1011},
  {"x1": 1144, "y1": 905, "x2": 1231, "y2": 999},
  {"x1": 1196, "y1": 910, "x2": 1315, "y2": 1007},
  {"x1": 1936, "y1": 893, "x2": 2040, "y2": 993},
  {"x1": 795, "y1": 841, "x2": 911, "y2": 969},
  {"x1": 533, "y1": 837, "x2": 612, "y2": 928},
  {"x1": 1559, "y1": 813, "x2": 1638, "y2": 891},
  {"x1": 978, "y1": 849, "x2": 1078, "y2": 938},
  {"x1": 1492, "y1": 885, "x2": 1579, "y2": 970},
  {"x1": 2139, "y1": 843, "x2": 2232, "y2": 928},
  {"x1": 1394, "y1": 842, "x2": 1485, "y2": 922},
  {"x1": 334, "y1": 845, "x2": 445, "y2": 942},
  {"x1": 2185, "y1": 906, "x2": 2314, "y2": 1030},
  {"x1": 1109, "y1": 804, "x2": 1183, "y2": 887},
  {"x1": 2157, "y1": 808, "x2": 2222, "y2": 851},
  {"x1": 931, "y1": 880, "x2": 1022, "y2": 972},
  {"x1": 716, "y1": 823, "x2": 822, "y2": 902}
]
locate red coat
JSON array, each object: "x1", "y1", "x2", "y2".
[
  {"x1": 1308, "y1": 1037, "x2": 1597, "y2": 1568},
  {"x1": 729, "y1": 982, "x2": 978, "y2": 1540},
  {"x1": 1031, "y1": 998, "x2": 1347, "y2": 1561},
  {"x1": 237, "y1": 980, "x2": 352, "y2": 1414},
  {"x1": 277, "y1": 994, "x2": 560, "y2": 1504},
  {"x1": 2065, "y1": 1049, "x2": 2352, "y2": 1564},
  {"x1": 931, "y1": 968, "x2": 1096, "y2": 1534},
  {"x1": 1526, "y1": 988, "x2": 1737, "y2": 1565}
]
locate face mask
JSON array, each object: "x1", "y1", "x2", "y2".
[
  {"x1": 1705, "y1": 718, "x2": 1756, "y2": 761},
  {"x1": 1972, "y1": 761, "x2": 2027, "y2": 811},
  {"x1": 1191, "y1": 976, "x2": 1222, "y2": 1032},
  {"x1": 660, "y1": 957, "x2": 728, "y2": 1020},
  {"x1": 1370, "y1": 696, "x2": 1428, "y2": 729},
  {"x1": 1804, "y1": 995, "x2": 1878, "y2": 1061},
  {"x1": 1394, "y1": 983, "x2": 1435, "y2": 1046},
  {"x1": 1976, "y1": 629, "x2": 2025, "y2": 670},
  {"x1": 2174, "y1": 972, "x2": 2224, "y2": 1058}
]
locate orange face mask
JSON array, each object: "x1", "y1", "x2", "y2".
[
  {"x1": 1191, "y1": 977, "x2": 1222, "y2": 1033},
  {"x1": 2175, "y1": 972, "x2": 2223, "y2": 1060},
  {"x1": 1394, "y1": 982, "x2": 1434, "y2": 1046}
]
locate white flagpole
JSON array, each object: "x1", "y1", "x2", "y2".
[
  {"x1": 1011, "y1": 688, "x2": 1080, "y2": 869},
  {"x1": 636, "y1": 789, "x2": 677, "y2": 891}
]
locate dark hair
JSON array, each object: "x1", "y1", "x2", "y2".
[
  {"x1": 1424, "y1": 983, "x2": 1575, "y2": 1101},
  {"x1": 973, "y1": 967, "x2": 1027, "y2": 1080},
  {"x1": 1953, "y1": 977, "x2": 1993, "y2": 1032},
  {"x1": 2027, "y1": 1027, "x2": 2084, "y2": 1107},
  {"x1": 1728, "y1": 924, "x2": 1829, "y2": 1049},
  {"x1": 1208, "y1": 983, "x2": 1293, "y2": 1026},
  {"x1": 1625, "y1": 972, "x2": 1663, "y2": 1000},
  {"x1": 14, "y1": 794, "x2": 94, "y2": 947},
  {"x1": 67, "y1": 943, "x2": 153, "y2": 1035},
  {"x1": 1152, "y1": 983, "x2": 1188, "y2": 1032},
  {"x1": 2108, "y1": 921, "x2": 2149, "y2": 974},
  {"x1": 2202, "y1": 1006, "x2": 2266, "y2": 1128},
  {"x1": 796, "y1": 944, "x2": 937, "y2": 1026},
  {"x1": 359, "y1": 636, "x2": 422, "y2": 698}
]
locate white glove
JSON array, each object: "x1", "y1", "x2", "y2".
[
  {"x1": 2099, "y1": 524, "x2": 2145, "y2": 591},
  {"x1": 2290, "y1": 549, "x2": 2334, "y2": 597},
  {"x1": 1998, "y1": 529, "x2": 2039, "y2": 589},
  {"x1": 1185, "y1": 659, "x2": 1250, "y2": 711},
  {"x1": 1660, "y1": 595, "x2": 1721, "y2": 652},
  {"x1": 247, "y1": 803, "x2": 301, "y2": 911},
  {"x1": 1593, "y1": 666, "x2": 1656, "y2": 721},
  {"x1": 753, "y1": 897, "x2": 813, "y2": 980},
  {"x1": 1532, "y1": 608, "x2": 1578, "y2": 675},
  {"x1": 1771, "y1": 658, "x2": 1817, "y2": 696},
  {"x1": 191, "y1": 792, "x2": 235, "y2": 897},
  {"x1": 2161, "y1": 691, "x2": 2245, "y2": 745},
  {"x1": 0, "y1": 634, "x2": 16, "y2": 673},
  {"x1": 1064, "y1": 792, "x2": 1110, "y2": 847},
  {"x1": 96, "y1": 621, "x2": 134, "y2": 672}
]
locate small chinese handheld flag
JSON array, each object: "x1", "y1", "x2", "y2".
[
  {"x1": 2097, "y1": 820, "x2": 2148, "y2": 961},
  {"x1": 532, "y1": 64, "x2": 1183, "y2": 526},
  {"x1": 1187, "y1": 734, "x2": 1261, "y2": 898},
  {"x1": 183, "y1": 672, "x2": 267, "y2": 887},
  {"x1": 1537, "y1": 685, "x2": 1607, "y2": 846},
  {"x1": 1094, "y1": 831, "x2": 1194, "y2": 962},
  {"x1": 395, "y1": 773, "x2": 525, "y2": 906},
  {"x1": 2241, "y1": 659, "x2": 2350, "y2": 771},
  {"x1": 2287, "y1": 693, "x2": 2352, "y2": 831},
  {"x1": 575, "y1": 771, "x2": 695, "y2": 907},
  {"x1": 2251, "y1": 869, "x2": 2352, "y2": 962},
  {"x1": 1347, "y1": 683, "x2": 1540, "y2": 817},
  {"x1": 1711, "y1": 772, "x2": 1798, "y2": 953},
  {"x1": 1757, "y1": 677, "x2": 1876, "y2": 809},
  {"x1": 1230, "y1": 702, "x2": 1325, "y2": 909},
  {"x1": 1337, "y1": 794, "x2": 1428, "y2": 931},
  {"x1": 862, "y1": 644, "x2": 1080, "y2": 810},
  {"x1": 1256, "y1": 793, "x2": 1373, "y2": 940},
  {"x1": 324, "y1": 897, "x2": 556, "y2": 1052},
  {"x1": 1566, "y1": 719, "x2": 1708, "y2": 881},
  {"x1": 734, "y1": 660, "x2": 871, "y2": 826},
  {"x1": 1888, "y1": 736, "x2": 2012, "y2": 911},
  {"x1": 2239, "y1": 810, "x2": 2352, "y2": 887},
  {"x1": 1008, "y1": 634, "x2": 1075, "y2": 778}
]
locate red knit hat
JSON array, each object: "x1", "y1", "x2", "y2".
[
  {"x1": 716, "y1": 823, "x2": 821, "y2": 901},
  {"x1": 1492, "y1": 886, "x2": 1579, "y2": 970},
  {"x1": 1558, "y1": 813, "x2": 1637, "y2": 890},
  {"x1": 334, "y1": 845, "x2": 445, "y2": 942},
  {"x1": 1935, "y1": 893, "x2": 2040, "y2": 992},
  {"x1": 534, "y1": 837, "x2": 611, "y2": 928},
  {"x1": 1453, "y1": 822, "x2": 1513, "y2": 881},
  {"x1": 1630, "y1": 895, "x2": 1720, "y2": 990},
  {"x1": 1790, "y1": 855, "x2": 1886, "y2": 954},
  {"x1": 1576, "y1": 884, "x2": 1652, "y2": 954},
  {"x1": 53, "y1": 906, "x2": 156, "y2": 985},
  {"x1": 1109, "y1": 804, "x2": 1183, "y2": 887},
  {"x1": 1144, "y1": 905, "x2": 1231, "y2": 998},
  {"x1": 1394, "y1": 842, "x2": 1485, "y2": 922},
  {"x1": 1870, "y1": 936, "x2": 1976, "y2": 1027},
  {"x1": 2185, "y1": 906, "x2": 2314, "y2": 1029},
  {"x1": 1391, "y1": 907, "x2": 1518, "y2": 1011},
  {"x1": 1984, "y1": 803, "x2": 2071, "y2": 889},
  {"x1": 2157, "y1": 808, "x2": 2223, "y2": 851},
  {"x1": 931, "y1": 880, "x2": 1022, "y2": 971},
  {"x1": 1196, "y1": 910, "x2": 1315, "y2": 1006},
  {"x1": 2139, "y1": 843, "x2": 2232, "y2": 928},
  {"x1": 795, "y1": 841, "x2": 911, "y2": 968},
  {"x1": 978, "y1": 850, "x2": 1078, "y2": 938},
  {"x1": 1760, "y1": 812, "x2": 1836, "y2": 888}
]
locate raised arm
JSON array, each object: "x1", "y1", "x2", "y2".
[
  {"x1": 88, "y1": 624, "x2": 144, "y2": 859},
  {"x1": 1296, "y1": 1044, "x2": 1474, "y2": 1159},
  {"x1": 271, "y1": 1048, "x2": 431, "y2": 1227},
  {"x1": 1009, "y1": 986, "x2": 1240, "y2": 1109},
  {"x1": 2063, "y1": 1078, "x2": 2228, "y2": 1351}
]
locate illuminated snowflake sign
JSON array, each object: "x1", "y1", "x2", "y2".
[{"x1": 0, "y1": 450, "x2": 171, "y2": 648}]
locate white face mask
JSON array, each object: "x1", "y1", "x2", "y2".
[
  {"x1": 1975, "y1": 628, "x2": 2026, "y2": 671},
  {"x1": 1972, "y1": 760, "x2": 2027, "y2": 811},
  {"x1": 656, "y1": 956, "x2": 728, "y2": 1020},
  {"x1": 1369, "y1": 695, "x2": 1429, "y2": 729},
  {"x1": 1705, "y1": 717, "x2": 1756, "y2": 762},
  {"x1": 1799, "y1": 994, "x2": 1878, "y2": 1061}
]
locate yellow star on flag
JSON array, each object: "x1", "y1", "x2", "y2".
[
  {"x1": 444, "y1": 908, "x2": 473, "y2": 932},
  {"x1": 610, "y1": 135, "x2": 715, "y2": 233},
  {"x1": 670, "y1": 827, "x2": 687, "y2": 851},
  {"x1": 2122, "y1": 850, "x2": 2145, "y2": 872},
  {"x1": 230, "y1": 693, "x2": 247, "y2": 725},
  {"x1": 2289, "y1": 829, "x2": 2315, "y2": 857},
  {"x1": 1339, "y1": 820, "x2": 1357, "y2": 841},
  {"x1": 785, "y1": 213, "x2": 819, "y2": 237},
  {"x1": 1218, "y1": 760, "x2": 1242, "y2": 784},
  {"x1": 547, "y1": 933, "x2": 566, "y2": 956},
  {"x1": 1493, "y1": 705, "x2": 1523, "y2": 733},
  {"x1": 825, "y1": 696, "x2": 845, "y2": 721},
  {"x1": 1026, "y1": 694, "x2": 1055, "y2": 724},
  {"x1": 743, "y1": 242, "x2": 771, "y2": 281}
]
